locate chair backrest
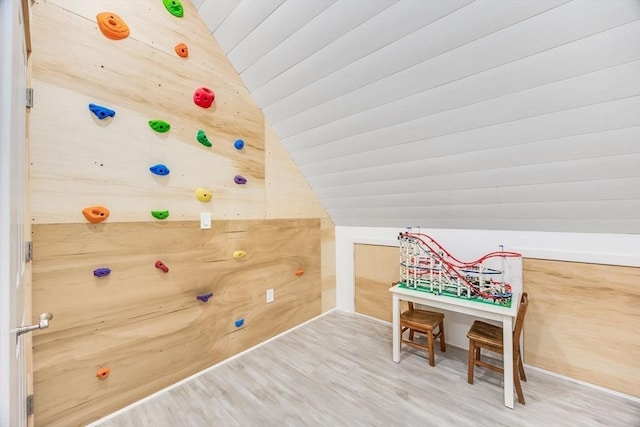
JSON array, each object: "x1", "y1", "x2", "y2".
[{"x1": 512, "y1": 292, "x2": 529, "y2": 346}]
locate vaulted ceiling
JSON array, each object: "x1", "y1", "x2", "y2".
[{"x1": 194, "y1": 0, "x2": 640, "y2": 234}]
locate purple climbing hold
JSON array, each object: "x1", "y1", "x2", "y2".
[
  {"x1": 197, "y1": 292, "x2": 213, "y2": 303},
  {"x1": 233, "y1": 175, "x2": 247, "y2": 185},
  {"x1": 93, "y1": 267, "x2": 111, "y2": 278}
]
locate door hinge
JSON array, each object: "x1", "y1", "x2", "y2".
[
  {"x1": 26, "y1": 241, "x2": 33, "y2": 262},
  {"x1": 26, "y1": 394, "x2": 34, "y2": 416},
  {"x1": 26, "y1": 88, "x2": 34, "y2": 109}
]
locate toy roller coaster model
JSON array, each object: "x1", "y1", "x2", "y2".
[{"x1": 398, "y1": 230, "x2": 522, "y2": 307}]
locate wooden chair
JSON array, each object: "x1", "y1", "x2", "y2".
[
  {"x1": 466, "y1": 292, "x2": 529, "y2": 404},
  {"x1": 401, "y1": 301, "x2": 446, "y2": 367}
]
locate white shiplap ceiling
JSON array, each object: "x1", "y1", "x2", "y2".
[{"x1": 196, "y1": 0, "x2": 640, "y2": 233}]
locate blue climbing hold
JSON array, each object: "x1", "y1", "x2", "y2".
[
  {"x1": 235, "y1": 318, "x2": 245, "y2": 328},
  {"x1": 93, "y1": 267, "x2": 111, "y2": 278},
  {"x1": 234, "y1": 139, "x2": 244, "y2": 150},
  {"x1": 89, "y1": 103, "x2": 116, "y2": 120},
  {"x1": 149, "y1": 164, "x2": 170, "y2": 176}
]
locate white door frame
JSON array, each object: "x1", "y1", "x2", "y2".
[{"x1": 0, "y1": 0, "x2": 30, "y2": 426}]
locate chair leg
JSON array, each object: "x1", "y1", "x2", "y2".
[
  {"x1": 409, "y1": 329, "x2": 415, "y2": 341},
  {"x1": 475, "y1": 346, "x2": 481, "y2": 362},
  {"x1": 427, "y1": 329, "x2": 435, "y2": 367},
  {"x1": 439, "y1": 321, "x2": 446, "y2": 352},
  {"x1": 468, "y1": 340, "x2": 475, "y2": 384},
  {"x1": 514, "y1": 358, "x2": 526, "y2": 404},
  {"x1": 518, "y1": 354, "x2": 527, "y2": 382}
]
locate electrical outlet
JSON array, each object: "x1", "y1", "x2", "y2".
[
  {"x1": 200, "y1": 212, "x2": 211, "y2": 229},
  {"x1": 266, "y1": 288, "x2": 274, "y2": 303}
]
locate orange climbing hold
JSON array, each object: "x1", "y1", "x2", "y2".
[
  {"x1": 96, "y1": 367, "x2": 110, "y2": 380},
  {"x1": 175, "y1": 43, "x2": 189, "y2": 58},
  {"x1": 96, "y1": 12, "x2": 130, "y2": 40},
  {"x1": 82, "y1": 206, "x2": 110, "y2": 223},
  {"x1": 294, "y1": 270, "x2": 304, "y2": 277}
]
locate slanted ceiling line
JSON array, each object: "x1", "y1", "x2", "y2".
[{"x1": 302, "y1": 126, "x2": 640, "y2": 185}]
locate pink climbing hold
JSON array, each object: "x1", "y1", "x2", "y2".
[
  {"x1": 155, "y1": 260, "x2": 169, "y2": 273},
  {"x1": 193, "y1": 87, "x2": 215, "y2": 108}
]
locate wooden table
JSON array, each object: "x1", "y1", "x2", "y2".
[{"x1": 390, "y1": 284, "x2": 520, "y2": 409}]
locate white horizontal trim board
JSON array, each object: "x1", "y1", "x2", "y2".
[
  {"x1": 226, "y1": 0, "x2": 335, "y2": 73},
  {"x1": 262, "y1": 0, "x2": 571, "y2": 120},
  {"x1": 306, "y1": 126, "x2": 640, "y2": 189},
  {"x1": 335, "y1": 225, "x2": 640, "y2": 312},
  {"x1": 238, "y1": 0, "x2": 395, "y2": 90},
  {"x1": 294, "y1": 96, "x2": 640, "y2": 177}
]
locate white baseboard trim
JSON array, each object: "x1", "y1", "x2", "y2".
[
  {"x1": 86, "y1": 308, "x2": 337, "y2": 427},
  {"x1": 523, "y1": 364, "x2": 640, "y2": 404},
  {"x1": 351, "y1": 311, "x2": 640, "y2": 404}
]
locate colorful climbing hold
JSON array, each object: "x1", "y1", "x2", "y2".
[
  {"x1": 193, "y1": 87, "x2": 214, "y2": 108},
  {"x1": 96, "y1": 12, "x2": 130, "y2": 40},
  {"x1": 149, "y1": 164, "x2": 170, "y2": 176},
  {"x1": 88, "y1": 103, "x2": 115, "y2": 120},
  {"x1": 155, "y1": 260, "x2": 169, "y2": 273},
  {"x1": 96, "y1": 367, "x2": 110, "y2": 380},
  {"x1": 195, "y1": 188, "x2": 212, "y2": 202},
  {"x1": 148, "y1": 120, "x2": 171, "y2": 133},
  {"x1": 151, "y1": 210, "x2": 169, "y2": 220},
  {"x1": 82, "y1": 206, "x2": 110, "y2": 223},
  {"x1": 233, "y1": 175, "x2": 247, "y2": 185},
  {"x1": 235, "y1": 318, "x2": 245, "y2": 328},
  {"x1": 197, "y1": 130, "x2": 212, "y2": 147},
  {"x1": 197, "y1": 292, "x2": 213, "y2": 303},
  {"x1": 294, "y1": 270, "x2": 304, "y2": 277},
  {"x1": 174, "y1": 42, "x2": 188, "y2": 58},
  {"x1": 93, "y1": 268, "x2": 111, "y2": 278},
  {"x1": 234, "y1": 139, "x2": 244, "y2": 150},
  {"x1": 233, "y1": 250, "x2": 246, "y2": 259},
  {"x1": 162, "y1": 0, "x2": 184, "y2": 17}
]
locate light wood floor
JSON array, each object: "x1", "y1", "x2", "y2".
[{"x1": 96, "y1": 311, "x2": 640, "y2": 427}]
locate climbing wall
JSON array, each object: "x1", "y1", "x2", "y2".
[{"x1": 28, "y1": 1, "x2": 333, "y2": 425}]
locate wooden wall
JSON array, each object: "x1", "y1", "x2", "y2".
[
  {"x1": 354, "y1": 244, "x2": 640, "y2": 398},
  {"x1": 29, "y1": 1, "x2": 334, "y2": 425}
]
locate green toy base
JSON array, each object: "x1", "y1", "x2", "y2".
[{"x1": 398, "y1": 282, "x2": 512, "y2": 308}]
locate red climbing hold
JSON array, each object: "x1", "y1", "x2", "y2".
[
  {"x1": 155, "y1": 260, "x2": 169, "y2": 273},
  {"x1": 193, "y1": 87, "x2": 214, "y2": 108}
]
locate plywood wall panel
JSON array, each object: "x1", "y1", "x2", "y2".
[
  {"x1": 354, "y1": 244, "x2": 399, "y2": 322},
  {"x1": 523, "y1": 259, "x2": 640, "y2": 398},
  {"x1": 32, "y1": 219, "x2": 321, "y2": 426}
]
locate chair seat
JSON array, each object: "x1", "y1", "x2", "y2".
[
  {"x1": 401, "y1": 309, "x2": 444, "y2": 330},
  {"x1": 466, "y1": 320, "x2": 503, "y2": 349}
]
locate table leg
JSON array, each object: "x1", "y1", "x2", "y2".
[
  {"x1": 392, "y1": 294, "x2": 400, "y2": 363},
  {"x1": 503, "y1": 315, "x2": 514, "y2": 409}
]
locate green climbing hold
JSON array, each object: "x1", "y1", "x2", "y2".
[
  {"x1": 149, "y1": 120, "x2": 171, "y2": 133},
  {"x1": 151, "y1": 210, "x2": 169, "y2": 220},
  {"x1": 197, "y1": 130, "x2": 212, "y2": 147},
  {"x1": 162, "y1": 0, "x2": 184, "y2": 17}
]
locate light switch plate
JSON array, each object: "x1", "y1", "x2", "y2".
[
  {"x1": 200, "y1": 212, "x2": 211, "y2": 229},
  {"x1": 266, "y1": 288, "x2": 274, "y2": 303}
]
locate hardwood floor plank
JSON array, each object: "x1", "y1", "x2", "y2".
[{"x1": 96, "y1": 311, "x2": 640, "y2": 427}]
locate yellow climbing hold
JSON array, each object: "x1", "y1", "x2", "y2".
[
  {"x1": 195, "y1": 188, "x2": 212, "y2": 202},
  {"x1": 233, "y1": 250, "x2": 246, "y2": 259}
]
